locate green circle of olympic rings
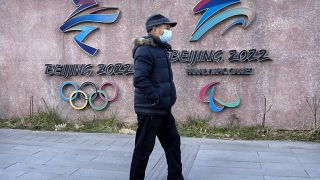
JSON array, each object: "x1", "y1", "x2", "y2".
[{"x1": 88, "y1": 90, "x2": 109, "y2": 111}]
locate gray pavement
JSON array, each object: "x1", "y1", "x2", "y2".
[{"x1": 0, "y1": 128, "x2": 319, "y2": 180}]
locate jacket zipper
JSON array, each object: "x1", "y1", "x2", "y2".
[{"x1": 163, "y1": 49, "x2": 173, "y2": 99}]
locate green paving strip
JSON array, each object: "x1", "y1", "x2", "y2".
[{"x1": 0, "y1": 111, "x2": 319, "y2": 142}]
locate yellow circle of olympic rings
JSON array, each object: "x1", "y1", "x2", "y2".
[{"x1": 69, "y1": 90, "x2": 88, "y2": 110}]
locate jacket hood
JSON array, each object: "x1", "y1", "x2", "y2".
[
  {"x1": 133, "y1": 36, "x2": 156, "y2": 47},
  {"x1": 132, "y1": 36, "x2": 155, "y2": 58},
  {"x1": 132, "y1": 35, "x2": 172, "y2": 58}
]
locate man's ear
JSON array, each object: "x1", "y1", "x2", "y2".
[{"x1": 152, "y1": 27, "x2": 157, "y2": 34}]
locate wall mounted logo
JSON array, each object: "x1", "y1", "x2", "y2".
[
  {"x1": 60, "y1": 81, "x2": 119, "y2": 111},
  {"x1": 60, "y1": 0, "x2": 120, "y2": 56},
  {"x1": 199, "y1": 82, "x2": 240, "y2": 112},
  {"x1": 191, "y1": 0, "x2": 255, "y2": 41}
]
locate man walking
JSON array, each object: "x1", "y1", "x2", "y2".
[{"x1": 130, "y1": 14, "x2": 184, "y2": 180}]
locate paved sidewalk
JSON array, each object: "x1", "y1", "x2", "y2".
[{"x1": 0, "y1": 129, "x2": 319, "y2": 180}]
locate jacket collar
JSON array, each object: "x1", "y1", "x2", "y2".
[
  {"x1": 148, "y1": 34, "x2": 172, "y2": 51},
  {"x1": 133, "y1": 35, "x2": 172, "y2": 50}
]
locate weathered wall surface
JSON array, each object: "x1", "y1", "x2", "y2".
[{"x1": 0, "y1": 0, "x2": 319, "y2": 129}]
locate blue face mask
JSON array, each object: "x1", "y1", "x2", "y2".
[{"x1": 160, "y1": 29, "x2": 172, "y2": 43}]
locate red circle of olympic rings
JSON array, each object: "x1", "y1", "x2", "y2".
[{"x1": 99, "y1": 82, "x2": 119, "y2": 102}]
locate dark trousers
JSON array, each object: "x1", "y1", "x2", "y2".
[{"x1": 129, "y1": 112, "x2": 184, "y2": 180}]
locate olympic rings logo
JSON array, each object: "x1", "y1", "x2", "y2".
[
  {"x1": 198, "y1": 82, "x2": 240, "y2": 112},
  {"x1": 60, "y1": 81, "x2": 119, "y2": 111}
]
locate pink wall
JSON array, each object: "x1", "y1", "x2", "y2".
[{"x1": 0, "y1": 0, "x2": 319, "y2": 129}]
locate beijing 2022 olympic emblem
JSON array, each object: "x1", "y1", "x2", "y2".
[{"x1": 60, "y1": 0, "x2": 120, "y2": 56}]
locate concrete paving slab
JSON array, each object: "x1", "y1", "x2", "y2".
[
  {"x1": 17, "y1": 172, "x2": 62, "y2": 180},
  {"x1": 264, "y1": 177, "x2": 318, "y2": 180},
  {"x1": 1, "y1": 128, "x2": 319, "y2": 180}
]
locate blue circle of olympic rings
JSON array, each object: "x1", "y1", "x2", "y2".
[{"x1": 60, "y1": 81, "x2": 79, "y2": 101}]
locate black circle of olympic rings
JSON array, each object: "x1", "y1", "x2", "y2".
[{"x1": 79, "y1": 82, "x2": 98, "y2": 100}]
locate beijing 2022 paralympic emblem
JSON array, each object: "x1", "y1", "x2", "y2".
[
  {"x1": 60, "y1": 0, "x2": 120, "y2": 56},
  {"x1": 199, "y1": 82, "x2": 240, "y2": 112},
  {"x1": 191, "y1": 0, "x2": 255, "y2": 41}
]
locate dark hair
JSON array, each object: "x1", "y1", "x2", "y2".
[{"x1": 147, "y1": 24, "x2": 161, "y2": 33}]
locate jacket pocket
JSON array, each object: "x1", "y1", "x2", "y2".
[
  {"x1": 154, "y1": 96, "x2": 172, "y2": 110},
  {"x1": 146, "y1": 89, "x2": 160, "y2": 105}
]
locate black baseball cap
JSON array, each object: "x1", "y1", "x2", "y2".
[{"x1": 146, "y1": 14, "x2": 177, "y2": 32}]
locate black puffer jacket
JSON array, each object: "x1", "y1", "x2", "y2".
[{"x1": 132, "y1": 35, "x2": 177, "y2": 115}]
